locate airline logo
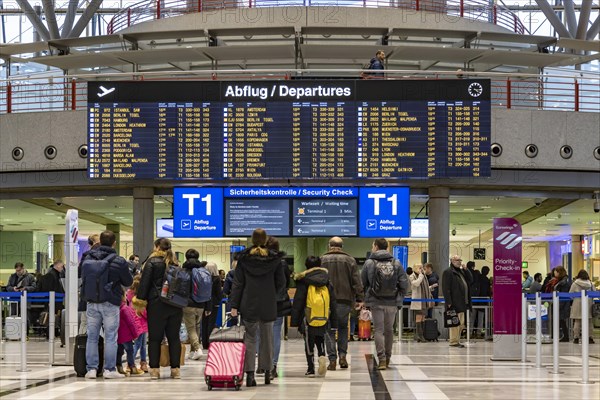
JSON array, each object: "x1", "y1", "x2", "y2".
[{"x1": 495, "y1": 231, "x2": 522, "y2": 250}]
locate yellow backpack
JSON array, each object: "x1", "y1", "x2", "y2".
[{"x1": 305, "y1": 284, "x2": 330, "y2": 327}]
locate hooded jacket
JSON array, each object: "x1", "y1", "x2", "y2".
[
  {"x1": 229, "y1": 248, "x2": 286, "y2": 323},
  {"x1": 81, "y1": 245, "x2": 132, "y2": 307},
  {"x1": 361, "y1": 250, "x2": 408, "y2": 307},
  {"x1": 182, "y1": 258, "x2": 212, "y2": 309},
  {"x1": 569, "y1": 279, "x2": 592, "y2": 320},
  {"x1": 290, "y1": 267, "x2": 338, "y2": 330},
  {"x1": 321, "y1": 248, "x2": 364, "y2": 305}
]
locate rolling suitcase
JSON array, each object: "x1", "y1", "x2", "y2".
[
  {"x1": 358, "y1": 319, "x2": 372, "y2": 341},
  {"x1": 205, "y1": 323, "x2": 245, "y2": 391},
  {"x1": 423, "y1": 318, "x2": 440, "y2": 342},
  {"x1": 5, "y1": 316, "x2": 22, "y2": 340},
  {"x1": 74, "y1": 334, "x2": 104, "y2": 377}
]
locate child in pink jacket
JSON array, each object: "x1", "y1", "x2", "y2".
[
  {"x1": 117, "y1": 295, "x2": 144, "y2": 376},
  {"x1": 127, "y1": 276, "x2": 149, "y2": 372}
]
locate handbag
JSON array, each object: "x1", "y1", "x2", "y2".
[
  {"x1": 159, "y1": 341, "x2": 186, "y2": 367},
  {"x1": 444, "y1": 308, "x2": 461, "y2": 328}
]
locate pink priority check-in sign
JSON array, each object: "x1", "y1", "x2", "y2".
[{"x1": 492, "y1": 218, "x2": 523, "y2": 335}]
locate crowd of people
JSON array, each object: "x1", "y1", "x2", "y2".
[{"x1": 3, "y1": 228, "x2": 596, "y2": 384}]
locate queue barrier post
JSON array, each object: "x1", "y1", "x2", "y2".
[
  {"x1": 535, "y1": 292, "x2": 542, "y2": 369},
  {"x1": 549, "y1": 290, "x2": 562, "y2": 375},
  {"x1": 49, "y1": 291, "x2": 56, "y2": 365},
  {"x1": 521, "y1": 293, "x2": 527, "y2": 363},
  {"x1": 579, "y1": 290, "x2": 593, "y2": 384},
  {"x1": 17, "y1": 291, "x2": 29, "y2": 372}
]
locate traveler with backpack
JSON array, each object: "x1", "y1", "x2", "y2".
[
  {"x1": 200, "y1": 262, "x2": 223, "y2": 351},
  {"x1": 229, "y1": 228, "x2": 287, "y2": 387},
  {"x1": 361, "y1": 238, "x2": 409, "y2": 369},
  {"x1": 291, "y1": 256, "x2": 338, "y2": 378},
  {"x1": 408, "y1": 264, "x2": 434, "y2": 342},
  {"x1": 80, "y1": 230, "x2": 133, "y2": 379},
  {"x1": 361, "y1": 50, "x2": 385, "y2": 79},
  {"x1": 134, "y1": 238, "x2": 187, "y2": 379},
  {"x1": 266, "y1": 236, "x2": 293, "y2": 379},
  {"x1": 321, "y1": 236, "x2": 364, "y2": 371},
  {"x1": 181, "y1": 248, "x2": 212, "y2": 361}
]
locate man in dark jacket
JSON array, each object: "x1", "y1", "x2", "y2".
[
  {"x1": 361, "y1": 238, "x2": 409, "y2": 370},
  {"x1": 181, "y1": 248, "x2": 210, "y2": 360},
  {"x1": 365, "y1": 50, "x2": 385, "y2": 78},
  {"x1": 424, "y1": 263, "x2": 439, "y2": 319},
  {"x1": 7, "y1": 262, "x2": 36, "y2": 292},
  {"x1": 442, "y1": 255, "x2": 473, "y2": 348},
  {"x1": 81, "y1": 230, "x2": 133, "y2": 379},
  {"x1": 291, "y1": 256, "x2": 338, "y2": 377},
  {"x1": 321, "y1": 236, "x2": 363, "y2": 370}
]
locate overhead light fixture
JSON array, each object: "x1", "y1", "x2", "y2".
[
  {"x1": 449, "y1": 200, "x2": 458, "y2": 204},
  {"x1": 94, "y1": 198, "x2": 105, "y2": 201},
  {"x1": 463, "y1": 208, "x2": 475, "y2": 211}
]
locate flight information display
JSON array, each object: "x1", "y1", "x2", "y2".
[
  {"x1": 293, "y1": 199, "x2": 357, "y2": 237},
  {"x1": 88, "y1": 80, "x2": 490, "y2": 180}
]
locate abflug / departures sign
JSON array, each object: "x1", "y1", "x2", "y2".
[
  {"x1": 224, "y1": 84, "x2": 352, "y2": 100},
  {"x1": 88, "y1": 79, "x2": 491, "y2": 180}
]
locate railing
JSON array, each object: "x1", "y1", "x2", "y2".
[
  {"x1": 107, "y1": 0, "x2": 527, "y2": 35},
  {"x1": 1, "y1": 70, "x2": 598, "y2": 114}
]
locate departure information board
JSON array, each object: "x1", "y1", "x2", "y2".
[{"x1": 88, "y1": 80, "x2": 491, "y2": 180}]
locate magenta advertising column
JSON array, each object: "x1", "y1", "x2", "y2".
[{"x1": 492, "y1": 217, "x2": 523, "y2": 360}]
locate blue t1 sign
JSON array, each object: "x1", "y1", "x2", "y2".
[
  {"x1": 358, "y1": 187, "x2": 410, "y2": 237},
  {"x1": 173, "y1": 188, "x2": 224, "y2": 238}
]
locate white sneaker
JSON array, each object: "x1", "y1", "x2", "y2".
[
  {"x1": 103, "y1": 369, "x2": 126, "y2": 379},
  {"x1": 317, "y1": 356, "x2": 327, "y2": 377},
  {"x1": 190, "y1": 350, "x2": 202, "y2": 360},
  {"x1": 85, "y1": 369, "x2": 97, "y2": 379}
]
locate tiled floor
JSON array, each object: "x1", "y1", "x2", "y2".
[{"x1": 1, "y1": 337, "x2": 599, "y2": 399}]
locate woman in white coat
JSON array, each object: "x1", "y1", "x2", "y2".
[{"x1": 409, "y1": 264, "x2": 434, "y2": 342}]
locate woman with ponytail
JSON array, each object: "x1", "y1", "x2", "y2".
[
  {"x1": 230, "y1": 228, "x2": 287, "y2": 387},
  {"x1": 134, "y1": 238, "x2": 184, "y2": 380}
]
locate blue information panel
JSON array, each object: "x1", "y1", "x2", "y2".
[
  {"x1": 392, "y1": 245, "x2": 409, "y2": 270},
  {"x1": 173, "y1": 188, "x2": 224, "y2": 238},
  {"x1": 358, "y1": 187, "x2": 410, "y2": 238}
]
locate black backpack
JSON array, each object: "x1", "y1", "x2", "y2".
[
  {"x1": 369, "y1": 259, "x2": 398, "y2": 299},
  {"x1": 81, "y1": 253, "x2": 118, "y2": 303},
  {"x1": 158, "y1": 264, "x2": 191, "y2": 309}
]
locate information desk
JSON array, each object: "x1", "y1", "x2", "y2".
[{"x1": 88, "y1": 79, "x2": 491, "y2": 180}]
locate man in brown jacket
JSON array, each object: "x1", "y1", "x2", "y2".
[{"x1": 321, "y1": 237, "x2": 364, "y2": 370}]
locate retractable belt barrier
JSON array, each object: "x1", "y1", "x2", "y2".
[
  {"x1": 524, "y1": 290, "x2": 599, "y2": 384},
  {"x1": 0, "y1": 291, "x2": 65, "y2": 369}
]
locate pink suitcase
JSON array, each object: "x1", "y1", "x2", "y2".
[{"x1": 204, "y1": 341, "x2": 246, "y2": 391}]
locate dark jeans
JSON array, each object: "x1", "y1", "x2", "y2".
[
  {"x1": 325, "y1": 303, "x2": 352, "y2": 361},
  {"x1": 304, "y1": 326, "x2": 325, "y2": 371},
  {"x1": 117, "y1": 341, "x2": 134, "y2": 367},
  {"x1": 147, "y1": 300, "x2": 183, "y2": 369},
  {"x1": 559, "y1": 319, "x2": 570, "y2": 341},
  {"x1": 201, "y1": 305, "x2": 220, "y2": 350}
]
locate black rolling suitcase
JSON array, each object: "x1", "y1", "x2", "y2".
[
  {"x1": 423, "y1": 318, "x2": 440, "y2": 342},
  {"x1": 74, "y1": 334, "x2": 104, "y2": 377}
]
